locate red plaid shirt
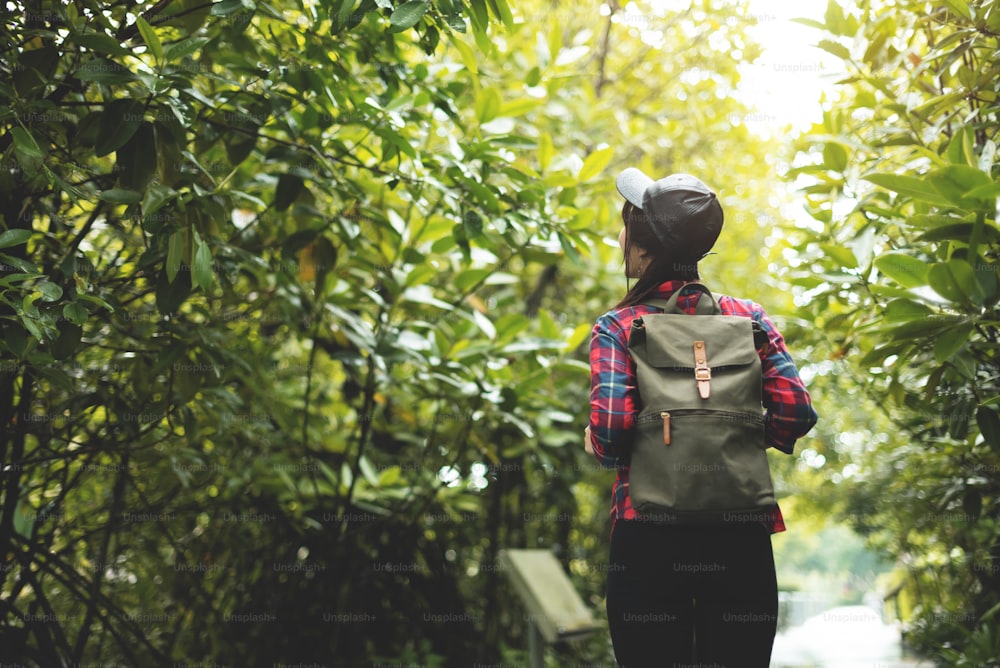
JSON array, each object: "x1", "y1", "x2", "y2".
[{"x1": 588, "y1": 281, "x2": 818, "y2": 534}]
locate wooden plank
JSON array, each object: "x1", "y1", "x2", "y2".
[{"x1": 498, "y1": 548, "x2": 599, "y2": 644}]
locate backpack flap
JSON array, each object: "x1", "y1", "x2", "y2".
[
  {"x1": 641, "y1": 315, "x2": 759, "y2": 370},
  {"x1": 631, "y1": 313, "x2": 762, "y2": 411}
]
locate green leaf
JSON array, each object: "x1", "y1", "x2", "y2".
[
  {"x1": 11, "y1": 127, "x2": 43, "y2": 159},
  {"x1": 450, "y1": 34, "x2": 478, "y2": 74},
  {"x1": 942, "y1": 0, "x2": 973, "y2": 20},
  {"x1": 964, "y1": 183, "x2": 1000, "y2": 202},
  {"x1": 167, "y1": 229, "x2": 188, "y2": 284},
  {"x1": 142, "y1": 184, "x2": 177, "y2": 221},
  {"x1": 817, "y1": 39, "x2": 851, "y2": 60},
  {"x1": 884, "y1": 299, "x2": 932, "y2": 321},
  {"x1": 454, "y1": 268, "x2": 492, "y2": 291},
  {"x1": 963, "y1": 489, "x2": 982, "y2": 521},
  {"x1": 0, "y1": 229, "x2": 32, "y2": 249},
  {"x1": 907, "y1": 214, "x2": 972, "y2": 229},
  {"x1": 874, "y1": 253, "x2": 929, "y2": 288},
  {"x1": 63, "y1": 302, "x2": 89, "y2": 326},
  {"x1": 378, "y1": 465, "x2": 401, "y2": 487},
  {"x1": 472, "y1": 309, "x2": 496, "y2": 339},
  {"x1": 578, "y1": 146, "x2": 614, "y2": 182},
  {"x1": 916, "y1": 222, "x2": 1000, "y2": 244},
  {"x1": 71, "y1": 32, "x2": 131, "y2": 57},
  {"x1": 77, "y1": 57, "x2": 137, "y2": 84},
  {"x1": 977, "y1": 406, "x2": 1000, "y2": 452},
  {"x1": 136, "y1": 16, "x2": 163, "y2": 63},
  {"x1": 96, "y1": 99, "x2": 144, "y2": 157},
  {"x1": 20, "y1": 314, "x2": 43, "y2": 341},
  {"x1": 486, "y1": 0, "x2": 514, "y2": 28},
  {"x1": 822, "y1": 142, "x2": 849, "y2": 172},
  {"x1": 951, "y1": 350, "x2": 977, "y2": 380},
  {"x1": 499, "y1": 98, "x2": 541, "y2": 118},
  {"x1": 475, "y1": 87, "x2": 501, "y2": 124},
  {"x1": 3, "y1": 323, "x2": 29, "y2": 357},
  {"x1": 947, "y1": 125, "x2": 977, "y2": 167},
  {"x1": 159, "y1": 0, "x2": 212, "y2": 32},
  {"x1": 820, "y1": 243, "x2": 858, "y2": 269},
  {"x1": 389, "y1": 1, "x2": 428, "y2": 33},
  {"x1": 310, "y1": 236, "x2": 337, "y2": 287},
  {"x1": 566, "y1": 322, "x2": 591, "y2": 351},
  {"x1": 274, "y1": 174, "x2": 304, "y2": 211},
  {"x1": 13, "y1": 499, "x2": 33, "y2": 540},
  {"x1": 375, "y1": 125, "x2": 416, "y2": 159},
  {"x1": 880, "y1": 315, "x2": 968, "y2": 341},
  {"x1": 824, "y1": 0, "x2": 848, "y2": 35},
  {"x1": 332, "y1": 0, "x2": 358, "y2": 33},
  {"x1": 220, "y1": 106, "x2": 262, "y2": 166},
  {"x1": 404, "y1": 264, "x2": 437, "y2": 288},
  {"x1": 98, "y1": 189, "x2": 142, "y2": 204},
  {"x1": 116, "y1": 122, "x2": 158, "y2": 191},
  {"x1": 538, "y1": 133, "x2": 554, "y2": 171},
  {"x1": 163, "y1": 37, "x2": 211, "y2": 62},
  {"x1": 76, "y1": 294, "x2": 114, "y2": 313},
  {"x1": 928, "y1": 165, "x2": 995, "y2": 207},
  {"x1": 193, "y1": 237, "x2": 213, "y2": 292},
  {"x1": 211, "y1": 0, "x2": 247, "y2": 16},
  {"x1": 97, "y1": 188, "x2": 142, "y2": 204},
  {"x1": 928, "y1": 259, "x2": 977, "y2": 303},
  {"x1": 934, "y1": 323, "x2": 973, "y2": 362},
  {"x1": 156, "y1": 269, "x2": 191, "y2": 314},
  {"x1": 975, "y1": 261, "x2": 999, "y2": 302},
  {"x1": 468, "y1": 0, "x2": 489, "y2": 32},
  {"x1": 14, "y1": 45, "x2": 59, "y2": 96},
  {"x1": 862, "y1": 173, "x2": 953, "y2": 206},
  {"x1": 495, "y1": 313, "x2": 531, "y2": 343},
  {"x1": 558, "y1": 231, "x2": 582, "y2": 264},
  {"x1": 52, "y1": 320, "x2": 82, "y2": 360},
  {"x1": 791, "y1": 18, "x2": 827, "y2": 30},
  {"x1": 913, "y1": 92, "x2": 967, "y2": 117},
  {"x1": 35, "y1": 281, "x2": 63, "y2": 302},
  {"x1": 225, "y1": 133, "x2": 258, "y2": 166},
  {"x1": 401, "y1": 286, "x2": 454, "y2": 311},
  {"x1": 463, "y1": 210, "x2": 484, "y2": 238},
  {"x1": 568, "y1": 207, "x2": 596, "y2": 231}
]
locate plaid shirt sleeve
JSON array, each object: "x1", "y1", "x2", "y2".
[
  {"x1": 728, "y1": 298, "x2": 819, "y2": 454},
  {"x1": 588, "y1": 312, "x2": 637, "y2": 469}
]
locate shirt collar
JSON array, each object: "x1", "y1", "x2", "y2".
[{"x1": 651, "y1": 280, "x2": 694, "y2": 299}]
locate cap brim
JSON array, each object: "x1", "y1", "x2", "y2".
[{"x1": 616, "y1": 168, "x2": 654, "y2": 208}]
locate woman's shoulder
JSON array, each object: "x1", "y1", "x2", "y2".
[
  {"x1": 593, "y1": 303, "x2": 659, "y2": 337},
  {"x1": 717, "y1": 293, "x2": 768, "y2": 318}
]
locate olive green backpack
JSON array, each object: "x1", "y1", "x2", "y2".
[{"x1": 626, "y1": 282, "x2": 776, "y2": 523}]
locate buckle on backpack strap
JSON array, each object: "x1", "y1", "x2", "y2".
[{"x1": 693, "y1": 341, "x2": 711, "y2": 399}]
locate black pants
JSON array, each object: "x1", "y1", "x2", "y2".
[{"x1": 606, "y1": 520, "x2": 778, "y2": 668}]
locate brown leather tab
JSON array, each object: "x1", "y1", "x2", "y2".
[
  {"x1": 661, "y1": 411, "x2": 671, "y2": 445},
  {"x1": 693, "y1": 341, "x2": 711, "y2": 399}
]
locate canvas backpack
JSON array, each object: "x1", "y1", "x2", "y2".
[{"x1": 626, "y1": 282, "x2": 776, "y2": 524}]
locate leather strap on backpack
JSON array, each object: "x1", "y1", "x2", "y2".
[{"x1": 693, "y1": 340, "x2": 711, "y2": 399}]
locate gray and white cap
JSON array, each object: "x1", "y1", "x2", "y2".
[{"x1": 615, "y1": 168, "x2": 725, "y2": 260}]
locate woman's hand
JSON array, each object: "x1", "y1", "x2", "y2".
[{"x1": 584, "y1": 425, "x2": 594, "y2": 456}]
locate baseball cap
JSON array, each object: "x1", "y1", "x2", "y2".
[{"x1": 615, "y1": 168, "x2": 724, "y2": 260}]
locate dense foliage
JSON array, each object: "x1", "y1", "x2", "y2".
[
  {"x1": 1, "y1": 0, "x2": 792, "y2": 664},
  {"x1": 791, "y1": 0, "x2": 1000, "y2": 661}
]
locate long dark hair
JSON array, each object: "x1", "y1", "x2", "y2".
[{"x1": 615, "y1": 201, "x2": 700, "y2": 309}]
